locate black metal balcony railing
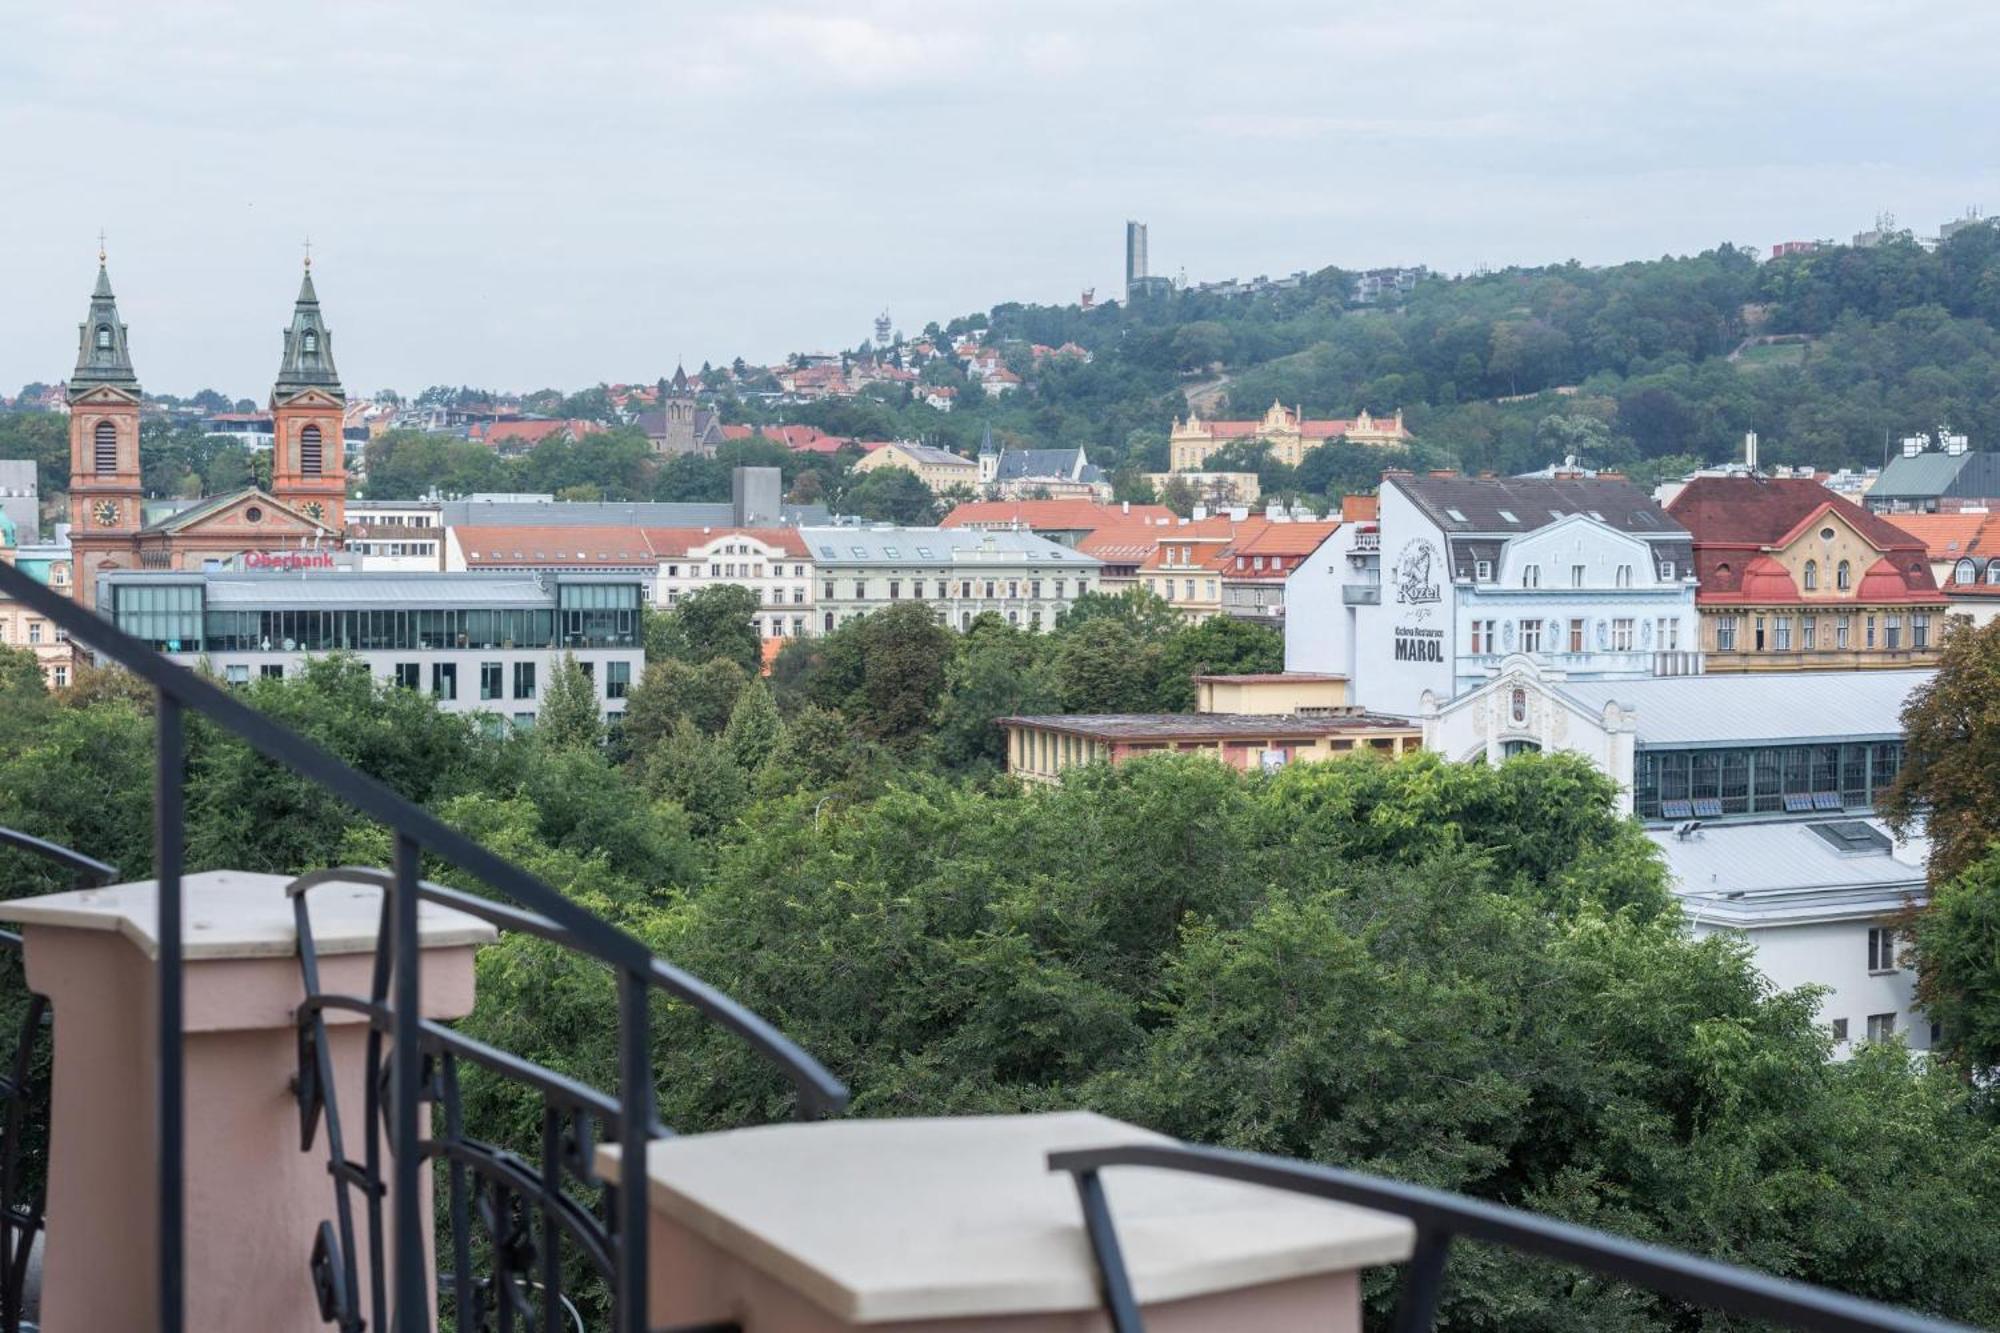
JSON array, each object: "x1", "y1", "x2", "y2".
[
  {"x1": 1051, "y1": 1143, "x2": 1976, "y2": 1333},
  {"x1": 0, "y1": 829, "x2": 118, "y2": 1333},
  {"x1": 0, "y1": 555, "x2": 1983, "y2": 1333},
  {"x1": 0, "y1": 558, "x2": 849, "y2": 1333}
]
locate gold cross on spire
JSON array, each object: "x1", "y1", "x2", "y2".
[
  {"x1": 97, "y1": 229, "x2": 106, "y2": 264},
  {"x1": 303, "y1": 235, "x2": 312, "y2": 269}
]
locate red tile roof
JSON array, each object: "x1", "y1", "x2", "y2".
[
  {"x1": 941, "y1": 500, "x2": 1174, "y2": 531},
  {"x1": 1883, "y1": 511, "x2": 1996, "y2": 560},
  {"x1": 638, "y1": 527, "x2": 811, "y2": 559},
  {"x1": 1231, "y1": 520, "x2": 1341, "y2": 558},
  {"x1": 453, "y1": 526, "x2": 654, "y2": 566},
  {"x1": 1667, "y1": 477, "x2": 1941, "y2": 605}
]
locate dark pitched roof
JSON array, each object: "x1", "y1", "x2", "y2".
[
  {"x1": 1869, "y1": 451, "x2": 2000, "y2": 502},
  {"x1": 994, "y1": 448, "x2": 1087, "y2": 482},
  {"x1": 70, "y1": 262, "x2": 141, "y2": 393},
  {"x1": 1394, "y1": 475, "x2": 1684, "y2": 538},
  {"x1": 272, "y1": 264, "x2": 343, "y2": 400}
]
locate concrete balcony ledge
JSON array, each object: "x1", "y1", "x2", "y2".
[
  {"x1": 0, "y1": 868, "x2": 498, "y2": 961},
  {"x1": 604, "y1": 1111, "x2": 1414, "y2": 1330}
]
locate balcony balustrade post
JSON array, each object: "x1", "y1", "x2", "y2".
[{"x1": 0, "y1": 871, "x2": 491, "y2": 1333}]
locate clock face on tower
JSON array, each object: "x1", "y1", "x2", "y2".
[
  {"x1": 301, "y1": 501, "x2": 326, "y2": 522},
  {"x1": 92, "y1": 500, "x2": 119, "y2": 527}
]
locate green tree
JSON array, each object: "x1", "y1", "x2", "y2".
[
  {"x1": 536, "y1": 654, "x2": 602, "y2": 752},
  {"x1": 930, "y1": 620, "x2": 1056, "y2": 770},
  {"x1": 837, "y1": 467, "x2": 939, "y2": 524},
  {"x1": 1908, "y1": 845, "x2": 2000, "y2": 1071},
  {"x1": 1154, "y1": 616, "x2": 1283, "y2": 711},
  {"x1": 1050, "y1": 619, "x2": 1163, "y2": 713},
  {"x1": 664, "y1": 585, "x2": 763, "y2": 672},
  {"x1": 722, "y1": 679, "x2": 783, "y2": 772},
  {"x1": 1883, "y1": 617, "x2": 2000, "y2": 884}
]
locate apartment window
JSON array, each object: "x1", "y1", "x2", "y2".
[
  {"x1": 888, "y1": 580, "x2": 901, "y2": 600},
  {"x1": 1569, "y1": 618, "x2": 1585, "y2": 653},
  {"x1": 1865, "y1": 1012, "x2": 1896, "y2": 1043},
  {"x1": 1753, "y1": 616, "x2": 1766, "y2": 652},
  {"x1": 794, "y1": 565, "x2": 806, "y2": 578},
  {"x1": 513, "y1": 712, "x2": 535, "y2": 730},
  {"x1": 1831, "y1": 1018, "x2": 1849, "y2": 1043},
  {"x1": 1836, "y1": 560, "x2": 1852, "y2": 590},
  {"x1": 1184, "y1": 579, "x2": 1196, "y2": 600},
  {"x1": 49, "y1": 665, "x2": 67, "y2": 688},
  {"x1": 934, "y1": 580, "x2": 947, "y2": 600},
  {"x1": 1470, "y1": 619, "x2": 1494, "y2": 654},
  {"x1": 1836, "y1": 615, "x2": 1851, "y2": 649},
  {"x1": 1865, "y1": 615, "x2": 1878, "y2": 649},
  {"x1": 26, "y1": 622, "x2": 40, "y2": 645},
  {"x1": 1867, "y1": 927, "x2": 1898, "y2": 974},
  {"x1": 394, "y1": 662, "x2": 420, "y2": 690},
  {"x1": 1162, "y1": 581, "x2": 1175, "y2": 601},
  {"x1": 984, "y1": 581, "x2": 996, "y2": 599},
  {"x1": 1659, "y1": 560, "x2": 1675, "y2": 580},
  {"x1": 1611, "y1": 617, "x2": 1634, "y2": 651},
  {"x1": 1800, "y1": 616, "x2": 1816, "y2": 651},
  {"x1": 480, "y1": 662, "x2": 503, "y2": 700},
  {"x1": 260, "y1": 664, "x2": 285, "y2": 680},
  {"x1": 1716, "y1": 616, "x2": 1737, "y2": 651},
  {"x1": 1054, "y1": 579, "x2": 1066, "y2": 599},
  {"x1": 1912, "y1": 614, "x2": 1930, "y2": 650},
  {"x1": 606, "y1": 660, "x2": 631, "y2": 699},
  {"x1": 1614, "y1": 564, "x2": 1632, "y2": 588},
  {"x1": 513, "y1": 661, "x2": 536, "y2": 699},
  {"x1": 960, "y1": 580, "x2": 973, "y2": 598},
  {"x1": 1522, "y1": 565, "x2": 1540, "y2": 589},
  {"x1": 1520, "y1": 619, "x2": 1542, "y2": 653},
  {"x1": 1570, "y1": 564, "x2": 1586, "y2": 588},
  {"x1": 791, "y1": 616, "x2": 805, "y2": 637},
  {"x1": 1774, "y1": 616, "x2": 1791, "y2": 651},
  {"x1": 432, "y1": 662, "x2": 458, "y2": 701},
  {"x1": 225, "y1": 664, "x2": 250, "y2": 686},
  {"x1": 793, "y1": 587, "x2": 806, "y2": 604},
  {"x1": 853, "y1": 580, "x2": 866, "y2": 599},
  {"x1": 1660, "y1": 618, "x2": 1680, "y2": 651},
  {"x1": 1475, "y1": 559, "x2": 1492, "y2": 582},
  {"x1": 1030, "y1": 580, "x2": 1042, "y2": 599},
  {"x1": 823, "y1": 612, "x2": 835, "y2": 632}
]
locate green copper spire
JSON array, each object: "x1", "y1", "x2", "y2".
[
  {"x1": 70, "y1": 250, "x2": 141, "y2": 393},
  {"x1": 272, "y1": 259, "x2": 344, "y2": 401}
]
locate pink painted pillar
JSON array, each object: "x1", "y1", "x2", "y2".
[{"x1": 0, "y1": 870, "x2": 495, "y2": 1333}]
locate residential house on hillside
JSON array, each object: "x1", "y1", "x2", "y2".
[
  {"x1": 978, "y1": 443, "x2": 1110, "y2": 501},
  {"x1": 1220, "y1": 520, "x2": 1341, "y2": 622},
  {"x1": 848, "y1": 441, "x2": 980, "y2": 495},
  {"x1": 1666, "y1": 476, "x2": 1945, "y2": 671}
]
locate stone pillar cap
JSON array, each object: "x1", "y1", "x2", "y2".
[
  {"x1": 601, "y1": 1110, "x2": 1414, "y2": 1323},
  {"x1": 0, "y1": 869, "x2": 497, "y2": 961}
]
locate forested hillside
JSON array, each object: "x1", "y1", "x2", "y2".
[{"x1": 739, "y1": 227, "x2": 2000, "y2": 501}]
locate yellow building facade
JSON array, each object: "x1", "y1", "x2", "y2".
[{"x1": 1168, "y1": 402, "x2": 1409, "y2": 471}]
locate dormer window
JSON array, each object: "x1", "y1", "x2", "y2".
[{"x1": 95, "y1": 325, "x2": 112, "y2": 350}]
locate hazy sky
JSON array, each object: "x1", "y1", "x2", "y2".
[{"x1": 5, "y1": 1, "x2": 1997, "y2": 398}]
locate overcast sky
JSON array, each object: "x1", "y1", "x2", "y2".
[{"x1": 5, "y1": 1, "x2": 1997, "y2": 399}]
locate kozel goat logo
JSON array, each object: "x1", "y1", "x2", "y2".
[{"x1": 1394, "y1": 540, "x2": 1442, "y2": 606}]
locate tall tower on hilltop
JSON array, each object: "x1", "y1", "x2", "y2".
[
  {"x1": 268, "y1": 256, "x2": 347, "y2": 530},
  {"x1": 67, "y1": 246, "x2": 144, "y2": 607},
  {"x1": 1125, "y1": 221, "x2": 1148, "y2": 301}
]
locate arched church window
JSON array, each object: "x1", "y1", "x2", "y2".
[
  {"x1": 300, "y1": 424, "x2": 323, "y2": 477},
  {"x1": 93, "y1": 420, "x2": 117, "y2": 473}
]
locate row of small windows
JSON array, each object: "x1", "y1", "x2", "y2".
[
  {"x1": 1502, "y1": 561, "x2": 1672, "y2": 587},
  {"x1": 1952, "y1": 558, "x2": 2000, "y2": 585},
  {"x1": 1713, "y1": 612, "x2": 1929, "y2": 653},
  {"x1": 1633, "y1": 741, "x2": 1903, "y2": 821}
]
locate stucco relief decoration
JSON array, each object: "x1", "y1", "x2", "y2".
[
  {"x1": 1594, "y1": 619, "x2": 1609, "y2": 650},
  {"x1": 1642, "y1": 619, "x2": 1654, "y2": 649},
  {"x1": 1502, "y1": 620, "x2": 1516, "y2": 651}
]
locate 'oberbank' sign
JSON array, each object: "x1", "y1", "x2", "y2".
[{"x1": 241, "y1": 550, "x2": 334, "y2": 571}]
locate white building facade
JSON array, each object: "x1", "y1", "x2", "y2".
[
  {"x1": 1421, "y1": 662, "x2": 1934, "y2": 1056},
  {"x1": 802, "y1": 526, "x2": 1100, "y2": 632},
  {"x1": 1285, "y1": 475, "x2": 1699, "y2": 717},
  {"x1": 651, "y1": 529, "x2": 815, "y2": 642},
  {"x1": 97, "y1": 570, "x2": 643, "y2": 725}
]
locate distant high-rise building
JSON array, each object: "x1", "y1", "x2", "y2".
[
  {"x1": 873, "y1": 310, "x2": 893, "y2": 347},
  {"x1": 1125, "y1": 221, "x2": 1148, "y2": 300}
]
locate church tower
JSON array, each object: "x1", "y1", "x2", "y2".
[
  {"x1": 67, "y1": 248, "x2": 144, "y2": 608},
  {"x1": 268, "y1": 258, "x2": 347, "y2": 529},
  {"x1": 658, "y1": 363, "x2": 696, "y2": 456}
]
